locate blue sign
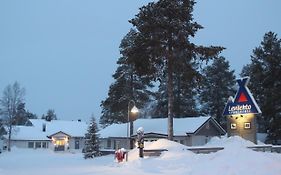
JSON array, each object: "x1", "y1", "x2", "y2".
[{"x1": 223, "y1": 77, "x2": 261, "y2": 116}]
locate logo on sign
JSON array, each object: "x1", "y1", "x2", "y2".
[{"x1": 223, "y1": 77, "x2": 261, "y2": 116}]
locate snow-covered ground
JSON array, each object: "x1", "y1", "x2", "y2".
[{"x1": 0, "y1": 136, "x2": 281, "y2": 175}]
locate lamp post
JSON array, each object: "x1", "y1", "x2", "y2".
[{"x1": 126, "y1": 100, "x2": 139, "y2": 161}]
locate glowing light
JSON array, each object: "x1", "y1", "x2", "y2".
[{"x1": 131, "y1": 106, "x2": 139, "y2": 113}]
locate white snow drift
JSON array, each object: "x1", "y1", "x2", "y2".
[{"x1": 0, "y1": 136, "x2": 280, "y2": 175}]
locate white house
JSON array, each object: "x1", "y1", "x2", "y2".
[
  {"x1": 99, "y1": 116, "x2": 226, "y2": 150},
  {"x1": 6, "y1": 119, "x2": 88, "y2": 152}
]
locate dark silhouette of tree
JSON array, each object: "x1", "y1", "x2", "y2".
[
  {"x1": 42, "y1": 109, "x2": 57, "y2": 121},
  {"x1": 241, "y1": 32, "x2": 281, "y2": 143},
  {"x1": 100, "y1": 29, "x2": 153, "y2": 128},
  {"x1": 127, "y1": 0, "x2": 224, "y2": 140},
  {"x1": 0, "y1": 82, "x2": 25, "y2": 151},
  {"x1": 199, "y1": 57, "x2": 236, "y2": 127}
]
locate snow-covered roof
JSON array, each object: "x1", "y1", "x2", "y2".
[
  {"x1": 10, "y1": 119, "x2": 88, "y2": 141},
  {"x1": 99, "y1": 116, "x2": 212, "y2": 138}
]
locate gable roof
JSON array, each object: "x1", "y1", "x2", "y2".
[
  {"x1": 9, "y1": 119, "x2": 88, "y2": 141},
  {"x1": 99, "y1": 116, "x2": 222, "y2": 138},
  {"x1": 193, "y1": 117, "x2": 226, "y2": 135},
  {"x1": 48, "y1": 131, "x2": 72, "y2": 138}
]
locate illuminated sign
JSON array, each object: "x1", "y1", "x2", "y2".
[{"x1": 223, "y1": 77, "x2": 261, "y2": 116}]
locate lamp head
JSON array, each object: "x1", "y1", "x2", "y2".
[{"x1": 131, "y1": 105, "x2": 139, "y2": 114}]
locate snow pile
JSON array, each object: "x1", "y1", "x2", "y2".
[
  {"x1": 127, "y1": 139, "x2": 191, "y2": 161},
  {"x1": 0, "y1": 137, "x2": 281, "y2": 175},
  {"x1": 205, "y1": 135, "x2": 256, "y2": 148},
  {"x1": 123, "y1": 138, "x2": 281, "y2": 175},
  {"x1": 144, "y1": 139, "x2": 188, "y2": 151}
]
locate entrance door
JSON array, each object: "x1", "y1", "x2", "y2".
[
  {"x1": 75, "y1": 139, "x2": 79, "y2": 149},
  {"x1": 55, "y1": 145, "x2": 65, "y2": 151},
  {"x1": 55, "y1": 139, "x2": 65, "y2": 151}
]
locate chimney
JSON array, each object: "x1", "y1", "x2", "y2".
[{"x1": 42, "y1": 123, "x2": 46, "y2": 132}]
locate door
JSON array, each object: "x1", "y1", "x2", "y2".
[{"x1": 75, "y1": 139, "x2": 79, "y2": 149}]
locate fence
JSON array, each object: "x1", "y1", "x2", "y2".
[{"x1": 100, "y1": 145, "x2": 281, "y2": 157}]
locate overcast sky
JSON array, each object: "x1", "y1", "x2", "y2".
[{"x1": 0, "y1": 1, "x2": 280, "y2": 122}]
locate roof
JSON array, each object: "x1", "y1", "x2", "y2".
[
  {"x1": 99, "y1": 116, "x2": 215, "y2": 138},
  {"x1": 10, "y1": 119, "x2": 88, "y2": 141}
]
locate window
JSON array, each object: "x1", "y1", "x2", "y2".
[
  {"x1": 180, "y1": 140, "x2": 184, "y2": 144},
  {"x1": 244, "y1": 122, "x2": 251, "y2": 129},
  {"x1": 107, "y1": 139, "x2": 111, "y2": 148},
  {"x1": 28, "y1": 142, "x2": 34, "y2": 148},
  {"x1": 205, "y1": 136, "x2": 209, "y2": 144},
  {"x1": 35, "y1": 142, "x2": 41, "y2": 148},
  {"x1": 42, "y1": 142, "x2": 48, "y2": 148},
  {"x1": 55, "y1": 140, "x2": 65, "y2": 146},
  {"x1": 230, "y1": 123, "x2": 237, "y2": 130}
]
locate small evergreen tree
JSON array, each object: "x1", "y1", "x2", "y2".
[
  {"x1": 14, "y1": 103, "x2": 30, "y2": 125},
  {"x1": 84, "y1": 116, "x2": 101, "y2": 159},
  {"x1": 42, "y1": 109, "x2": 57, "y2": 121}
]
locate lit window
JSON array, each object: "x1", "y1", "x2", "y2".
[
  {"x1": 244, "y1": 122, "x2": 251, "y2": 129},
  {"x1": 230, "y1": 123, "x2": 237, "y2": 130},
  {"x1": 55, "y1": 140, "x2": 65, "y2": 146}
]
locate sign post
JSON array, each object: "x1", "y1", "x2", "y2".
[
  {"x1": 223, "y1": 77, "x2": 261, "y2": 143},
  {"x1": 137, "y1": 127, "x2": 144, "y2": 158}
]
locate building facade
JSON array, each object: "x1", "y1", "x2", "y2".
[
  {"x1": 4, "y1": 119, "x2": 87, "y2": 152},
  {"x1": 99, "y1": 116, "x2": 226, "y2": 150}
]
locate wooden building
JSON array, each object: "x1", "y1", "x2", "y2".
[{"x1": 99, "y1": 116, "x2": 226, "y2": 150}]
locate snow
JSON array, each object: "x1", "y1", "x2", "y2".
[
  {"x1": 0, "y1": 136, "x2": 281, "y2": 175},
  {"x1": 204, "y1": 135, "x2": 256, "y2": 148},
  {"x1": 9, "y1": 119, "x2": 88, "y2": 140},
  {"x1": 99, "y1": 116, "x2": 212, "y2": 138}
]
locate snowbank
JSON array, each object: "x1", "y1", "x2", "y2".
[
  {"x1": 205, "y1": 135, "x2": 256, "y2": 148},
  {"x1": 0, "y1": 137, "x2": 281, "y2": 175}
]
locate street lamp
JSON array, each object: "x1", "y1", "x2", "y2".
[{"x1": 126, "y1": 100, "x2": 139, "y2": 161}]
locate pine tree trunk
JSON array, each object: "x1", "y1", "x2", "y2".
[
  {"x1": 167, "y1": 53, "x2": 174, "y2": 141},
  {"x1": 130, "y1": 120, "x2": 134, "y2": 149}
]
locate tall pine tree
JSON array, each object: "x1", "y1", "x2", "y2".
[
  {"x1": 241, "y1": 32, "x2": 281, "y2": 143},
  {"x1": 150, "y1": 61, "x2": 200, "y2": 118},
  {"x1": 84, "y1": 116, "x2": 101, "y2": 159},
  {"x1": 127, "y1": 0, "x2": 224, "y2": 140},
  {"x1": 100, "y1": 29, "x2": 153, "y2": 128},
  {"x1": 199, "y1": 57, "x2": 236, "y2": 127}
]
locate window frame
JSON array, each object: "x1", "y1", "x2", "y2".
[{"x1": 230, "y1": 123, "x2": 237, "y2": 130}]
